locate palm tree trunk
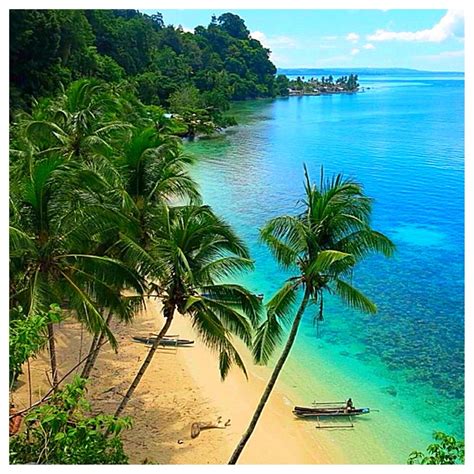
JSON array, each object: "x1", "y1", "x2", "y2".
[
  {"x1": 113, "y1": 306, "x2": 174, "y2": 418},
  {"x1": 27, "y1": 358, "x2": 32, "y2": 408},
  {"x1": 77, "y1": 323, "x2": 84, "y2": 371},
  {"x1": 47, "y1": 322, "x2": 58, "y2": 389},
  {"x1": 80, "y1": 333, "x2": 99, "y2": 379},
  {"x1": 81, "y1": 311, "x2": 112, "y2": 379},
  {"x1": 228, "y1": 288, "x2": 312, "y2": 464}
]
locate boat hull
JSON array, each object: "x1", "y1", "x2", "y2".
[
  {"x1": 132, "y1": 336, "x2": 194, "y2": 346},
  {"x1": 293, "y1": 406, "x2": 370, "y2": 418}
]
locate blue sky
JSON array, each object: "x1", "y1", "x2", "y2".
[{"x1": 142, "y1": 9, "x2": 464, "y2": 71}]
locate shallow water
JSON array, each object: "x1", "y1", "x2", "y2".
[{"x1": 185, "y1": 72, "x2": 464, "y2": 463}]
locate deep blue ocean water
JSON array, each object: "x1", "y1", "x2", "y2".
[{"x1": 186, "y1": 73, "x2": 464, "y2": 463}]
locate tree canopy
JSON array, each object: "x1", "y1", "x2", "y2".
[{"x1": 10, "y1": 10, "x2": 280, "y2": 121}]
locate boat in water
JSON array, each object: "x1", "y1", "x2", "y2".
[
  {"x1": 293, "y1": 405, "x2": 370, "y2": 418},
  {"x1": 293, "y1": 399, "x2": 370, "y2": 418}
]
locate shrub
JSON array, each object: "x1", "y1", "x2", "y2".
[{"x1": 10, "y1": 377, "x2": 132, "y2": 464}]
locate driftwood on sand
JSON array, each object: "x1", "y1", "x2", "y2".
[
  {"x1": 9, "y1": 405, "x2": 23, "y2": 436},
  {"x1": 191, "y1": 416, "x2": 231, "y2": 439}
]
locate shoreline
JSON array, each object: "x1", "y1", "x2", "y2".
[
  {"x1": 12, "y1": 299, "x2": 342, "y2": 464},
  {"x1": 288, "y1": 89, "x2": 361, "y2": 96}
]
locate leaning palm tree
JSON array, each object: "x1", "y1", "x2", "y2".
[
  {"x1": 114, "y1": 204, "x2": 262, "y2": 417},
  {"x1": 228, "y1": 166, "x2": 395, "y2": 463},
  {"x1": 80, "y1": 127, "x2": 201, "y2": 379},
  {"x1": 10, "y1": 156, "x2": 145, "y2": 386}
]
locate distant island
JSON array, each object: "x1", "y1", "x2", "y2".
[{"x1": 288, "y1": 73, "x2": 360, "y2": 96}]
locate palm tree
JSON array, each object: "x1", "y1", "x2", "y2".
[
  {"x1": 114, "y1": 126, "x2": 200, "y2": 246},
  {"x1": 228, "y1": 166, "x2": 395, "y2": 463},
  {"x1": 114, "y1": 204, "x2": 262, "y2": 417},
  {"x1": 80, "y1": 126, "x2": 201, "y2": 378},
  {"x1": 17, "y1": 79, "x2": 129, "y2": 162},
  {"x1": 10, "y1": 156, "x2": 145, "y2": 386}
]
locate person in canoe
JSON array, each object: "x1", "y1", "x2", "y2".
[{"x1": 344, "y1": 398, "x2": 354, "y2": 413}]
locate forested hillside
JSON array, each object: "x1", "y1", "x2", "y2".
[{"x1": 10, "y1": 10, "x2": 289, "y2": 120}]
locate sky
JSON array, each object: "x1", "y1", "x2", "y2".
[{"x1": 142, "y1": 9, "x2": 464, "y2": 71}]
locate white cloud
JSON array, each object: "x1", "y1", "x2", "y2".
[
  {"x1": 367, "y1": 10, "x2": 464, "y2": 43},
  {"x1": 346, "y1": 32, "x2": 360, "y2": 43},
  {"x1": 250, "y1": 31, "x2": 297, "y2": 49},
  {"x1": 251, "y1": 31, "x2": 266, "y2": 43},
  {"x1": 351, "y1": 48, "x2": 360, "y2": 56},
  {"x1": 363, "y1": 43, "x2": 375, "y2": 50},
  {"x1": 181, "y1": 26, "x2": 194, "y2": 33},
  {"x1": 322, "y1": 35, "x2": 338, "y2": 41}
]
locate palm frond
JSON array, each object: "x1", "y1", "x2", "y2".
[
  {"x1": 252, "y1": 314, "x2": 284, "y2": 365},
  {"x1": 305, "y1": 250, "x2": 354, "y2": 277},
  {"x1": 190, "y1": 305, "x2": 247, "y2": 379},
  {"x1": 266, "y1": 279, "x2": 301, "y2": 323},
  {"x1": 198, "y1": 297, "x2": 253, "y2": 345},
  {"x1": 57, "y1": 254, "x2": 145, "y2": 296},
  {"x1": 9, "y1": 226, "x2": 37, "y2": 256},
  {"x1": 199, "y1": 284, "x2": 262, "y2": 326},
  {"x1": 335, "y1": 229, "x2": 396, "y2": 259},
  {"x1": 197, "y1": 256, "x2": 254, "y2": 282},
  {"x1": 59, "y1": 269, "x2": 117, "y2": 347},
  {"x1": 334, "y1": 278, "x2": 377, "y2": 314},
  {"x1": 27, "y1": 270, "x2": 51, "y2": 317},
  {"x1": 113, "y1": 233, "x2": 164, "y2": 280},
  {"x1": 260, "y1": 215, "x2": 307, "y2": 268}
]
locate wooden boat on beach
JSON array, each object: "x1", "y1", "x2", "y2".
[{"x1": 132, "y1": 336, "x2": 194, "y2": 347}]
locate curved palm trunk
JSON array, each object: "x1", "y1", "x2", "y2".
[
  {"x1": 228, "y1": 288, "x2": 312, "y2": 464},
  {"x1": 47, "y1": 322, "x2": 58, "y2": 389},
  {"x1": 114, "y1": 306, "x2": 174, "y2": 418},
  {"x1": 80, "y1": 333, "x2": 99, "y2": 378},
  {"x1": 81, "y1": 311, "x2": 112, "y2": 379}
]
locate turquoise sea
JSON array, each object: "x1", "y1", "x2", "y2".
[{"x1": 186, "y1": 72, "x2": 464, "y2": 463}]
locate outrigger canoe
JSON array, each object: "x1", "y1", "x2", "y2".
[
  {"x1": 132, "y1": 336, "x2": 194, "y2": 347},
  {"x1": 293, "y1": 405, "x2": 370, "y2": 418}
]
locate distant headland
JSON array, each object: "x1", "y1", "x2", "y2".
[{"x1": 288, "y1": 74, "x2": 360, "y2": 96}]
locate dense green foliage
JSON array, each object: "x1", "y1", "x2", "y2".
[
  {"x1": 10, "y1": 77, "x2": 262, "y2": 462},
  {"x1": 9, "y1": 305, "x2": 62, "y2": 385},
  {"x1": 10, "y1": 75, "x2": 260, "y2": 370},
  {"x1": 407, "y1": 432, "x2": 465, "y2": 464},
  {"x1": 10, "y1": 9, "x2": 279, "y2": 133},
  {"x1": 10, "y1": 377, "x2": 131, "y2": 464}
]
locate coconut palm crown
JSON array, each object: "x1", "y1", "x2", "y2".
[{"x1": 254, "y1": 165, "x2": 395, "y2": 363}]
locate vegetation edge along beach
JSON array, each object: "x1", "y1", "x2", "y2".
[{"x1": 9, "y1": 9, "x2": 464, "y2": 465}]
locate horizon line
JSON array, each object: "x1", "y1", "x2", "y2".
[{"x1": 276, "y1": 67, "x2": 464, "y2": 73}]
